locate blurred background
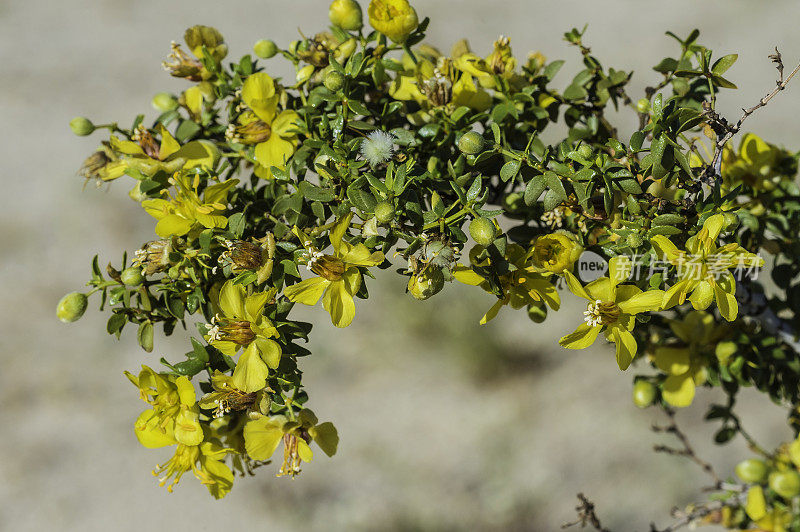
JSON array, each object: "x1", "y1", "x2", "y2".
[{"x1": 3, "y1": 0, "x2": 800, "y2": 530}]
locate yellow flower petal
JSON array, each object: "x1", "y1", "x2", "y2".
[
  {"x1": 297, "y1": 439, "x2": 314, "y2": 463},
  {"x1": 285, "y1": 277, "x2": 331, "y2": 306},
  {"x1": 308, "y1": 422, "x2": 339, "y2": 457},
  {"x1": 662, "y1": 373, "x2": 696, "y2": 407},
  {"x1": 134, "y1": 410, "x2": 176, "y2": 448},
  {"x1": 585, "y1": 277, "x2": 614, "y2": 302},
  {"x1": 322, "y1": 280, "x2": 356, "y2": 327},
  {"x1": 608, "y1": 325, "x2": 637, "y2": 370},
  {"x1": 479, "y1": 297, "x2": 506, "y2": 324},
  {"x1": 617, "y1": 289, "x2": 664, "y2": 315},
  {"x1": 653, "y1": 346, "x2": 691, "y2": 375},
  {"x1": 155, "y1": 214, "x2": 194, "y2": 237},
  {"x1": 559, "y1": 323, "x2": 601, "y2": 349},
  {"x1": 243, "y1": 416, "x2": 286, "y2": 461},
  {"x1": 254, "y1": 135, "x2": 295, "y2": 176},
  {"x1": 241, "y1": 72, "x2": 278, "y2": 123},
  {"x1": 340, "y1": 243, "x2": 384, "y2": 267},
  {"x1": 219, "y1": 281, "x2": 246, "y2": 319},
  {"x1": 232, "y1": 343, "x2": 269, "y2": 392},
  {"x1": 452, "y1": 265, "x2": 485, "y2": 286},
  {"x1": 254, "y1": 338, "x2": 282, "y2": 369}
]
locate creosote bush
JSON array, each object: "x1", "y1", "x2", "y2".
[{"x1": 62, "y1": 0, "x2": 800, "y2": 528}]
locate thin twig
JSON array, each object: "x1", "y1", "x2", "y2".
[
  {"x1": 652, "y1": 408, "x2": 721, "y2": 485},
  {"x1": 702, "y1": 49, "x2": 800, "y2": 183},
  {"x1": 562, "y1": 493, "x2": 612, "y2": 532}
]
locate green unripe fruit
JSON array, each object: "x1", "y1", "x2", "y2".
[
  {"x1": 253, "y1": 39, "x2": 278, "y2": 59},
  {"x1": 374, "y1": 201, "x2": 395, "y2": 224},
  {"x1": 469, "y1": 217, "x2": 497, "y2": 247},
  {"x1": 636, "y1": 98, "x2": 651, "y2": 114},
  {"x1": 457, "y1": 131, "x2": 485, "y2": 155},
  {"x1": 120, "y1": 267, "x2": 145, "y2": 286},
  {"x1": 577, "y1": 144, "x2": 593, "y2": 160},
  {"x1": 527, "y1": 303, "x2": 547, "y2": 323},
  {"x1": 770, "y1": 470, "x2": 800, "y2": 498},
  {"x1": 57, "y1": 292, "x2": 88, "y2": 323},
  {"x1": 152, "y1": 92, "x2": 178, "y2": 112},
  {"x1": 69, "y1": 117, "x2": 95, "y2": 136},
  {"x1": 407, "y1": 266, "x2": 445, "y2": 300},
  {"x1": 328, "y1": 0, "x2": 363, "y2": 31},
  {"x1": 323, "y1": 70, "x2": 345, "y2": 92},
  {"x1": 632, "y1": 380, "x2": 657, "y2": 408},
  {"x1": 735, "y1": 459, "x2": 768, "y2": 484}
]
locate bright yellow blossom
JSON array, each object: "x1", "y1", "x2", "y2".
[
  {"x1": 243, "y1": 409, "x2": 338, "y2": 477},
  {"x1": 284, "y1": 214, "x2": 384, "y2": 328},
  {"x1": 239, "y1": 72, "x2": 301, "y2": 179},
  {"x1": 529, "y1": 233, "x2": 583, "y2": 275},
  {"x1": 722, "y1": 133, "x2": 794, "y2": 192},
  {"x1": 142, "y1": 173, "x2": 237, "y2": 238},
  {"x1": 368, "y1": 0, "x2": 418, "y2": 43},
  {"x1": 652, "y1": 311, "x2": 731, "y2": 407},
  {"x1": 453, "y1": 243, "x2": 560, "y2": 324},
  {"x1": 205, "y1": 281, "x2": 281, "y2": 393},
  {"x1": 651, "y1": 213, "x2": 764, "y2": 321},
  {"x1": 559, "y1": 257, "x2": 664, "y2": 370}
]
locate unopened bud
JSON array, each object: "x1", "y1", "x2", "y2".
[
  {"x1": 329, "y1": 0, "x2": 363, "y2": 31},
  {"x1": 120, "y1": 267, "x2": 145, "y2": 286},
  {"x1": 374, "y1": 201, "x2": 395, "y2": 224},
  {"x1": 57, "y1": 292, "x2": 88, "y2": 323},
  {"x1": 254, "y1": 39, "x2": 279, "y2": 59},
  {"x1": 323, "y1": 70, "x2": 345, "y2": 92},
  {"x1": 152, "y1": 92, "x2": 178, "y2": 112},
  {"x1": 70, "y1": 117, "x2": 95, "y2": 136}
]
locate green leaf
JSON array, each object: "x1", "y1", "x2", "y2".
[
  {"x1": 228, "y1": 212, "x2": 245, "y2": 238},
  {"x1": 137, "y1": 321, "x2": 154, "y2": 353},
  {"x1": 711, "y1": 53, "x2": 738, "y2": 76},
  {"x1": 544, "y1": 171, "x2": 567, "y2": 201},
  {"x1": 466, "y1": 176, "x2": 482, "y2": 202},
  {"x1": 500, "y1": 160, "x2": 521, "y2": 182},
  {"x1": 524, "y1": 175, "x2": 547, "y2": 205}
]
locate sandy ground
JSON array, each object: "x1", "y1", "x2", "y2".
[{"x1": 2, "y1": 0, "x2": 800, "y2": 530}]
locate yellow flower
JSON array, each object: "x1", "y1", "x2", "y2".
[
  {"x1": 243, "y1": 409, "x2": 338, "y2": 477},
  {"x1": 198, "y1": 370, "x2": 260, "y2": 418},
  {"x1": 453, "y1": 243, "x2": 560, "y2": 324},
  {"x1": 559, "y1": 257, "x2": 664, "y2": 370},
  {"x1": 153, "y1": 440, "x2": 234, "y2": 498},
  {"x1": 722, "y1": 133, "x2": 793, "y2": 192},
  {"x1": 284, "y1": 214, "x2": 384, "y2": 328},
  {"x1": 205, "y1": 281, "x2": 281, "y2": 393},
  {"x1": 652, "y1": 311, "x2": 730, "y2": 407},
  {"x1": 368, "y1": 0, "x2": 418, "y2": 43},
  {"x1": 142, "y1": 173, "x2": 237, "y2": 238},
  {"x1": 125, "y1": 365, "x2": 204, "y2": 447},
  {"x1": 651, "y1": 213, "x2": 764, "y2": 321},
  {"x1": 108, "y1": 124, "x2": 219, "y2": 179},
  {"x1": 529, "y1": 233, "x2": 583, "y2": 275},
  {"x1": 240, "y1": 72, "x2": 301, "y2": 179}
]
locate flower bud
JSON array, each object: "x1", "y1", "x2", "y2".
[
  {"x1": 296, "y1": 64, "x2": 315, "y2": 84},
  {"x1": 152, "y1": 92, "x2": 178, "y2": 112},
  {"x1": 769, "y1": 471, "x2": 800, "y2": 499},
  {"x1": 254, "y1": 39, "x2": 279, "y2": 59},
  {"x1": 735, "y1": 459, "x2": 768, "y2": 484},
  {"x1": 69, "y1": 117, "x2": 95, "y2": 136},
  {"x1": 527, "y1": 303, "x2": 547, "y2": 323},
  {"x1": 626, "y1": 232, "x2": 643, "y2": 248},
  {"x1": 329, "y1": 0, "x2": 363, "y2": 31},
  {"x1": 120, "y1": 267, "x2": 145, "y2": 286},
  {"x1": 469, "y1": 218, "x2": 497, "y2": 247},
  {"x1": 632, "y1": 380, "x2": 656, "y2": 408},
  {"x1": 184, "y1": 25, "x2": 227, "y2": 61},
  {"x1": 636, "y1": 98, "x2": 651, "y2": 114},
  {"x1": 368, "y1": 0, "x2": 418, "y2": 43},
  {"x1": 407, "y1": 266, "x2": 444, "y2": 300},
  {"x1": 57, "y1": 292, "x2": 88, "y2": 323},
  {"x1": 374, "y1": 200, "x2": 395, "y2": 224},
  {"x1": 323, "y1": 69, "x2": 345, "y2": 92},
  {"x1": 577, "y1": 144, "x2": 593, "y2": 160},
  {"x1": 457, "y1": 131, "x2": 485, "y2": 155}
]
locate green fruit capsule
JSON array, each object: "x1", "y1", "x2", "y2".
[
  {"x1": 69, "y1": 117, "x2": 95, "y2": 136},
  {"x1": 735, "y1": 459, "x2": 768, "y2": 484},
  {"x1": 632, "y1": 380, "x2": 656, "y2": 408},
  {"x1": 457, "y1": 131, "x2": 485, "y2": 155},
  {"x1": 152, "y1": 92, "x2": 178, "y2": 112},
  {"x1": 253, "y1": 39, "x2": 278, "y2": 59},
  {"x1": 769, "y1": 470, "x2": 800, "y2": 499},
  {"x1": 374, "y1": 201, "x2": 395, "y2": 224},
  {"x1": 120, "y1": 267, "x2": 145, "y2": 286},
  {"x1": 636, "y1": 98, "x2": 651, "y2": 114},
  {"x1": 577, "y1": 144, "x2": 593, "y2": 160},
  {"x1": 57, "y1": 292, "x2": 88, "y2": 323},
  {"x1": 469, "y1": 218, "x2": 497, "y2": 247},
  {"x1": 328, "y1": 0, "x2": 363, "y2": 31},
  {"x1": 323, "y1": 70, "x2": 345, "y2": 92},
  {"x1": 407, "y1": 266, "x2": 445, "y2": 300}
]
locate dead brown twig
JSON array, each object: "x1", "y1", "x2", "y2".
[
  {"x1": 651, "y1": 408, "x2": 720, "y2": 486},
  {"x1": 562, "y1": 493, "x2": 613, "y2": 532}
]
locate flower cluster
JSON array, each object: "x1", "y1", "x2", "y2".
[{"x1": 59, "y1": 1, "x2": 800, "y2": 523}]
